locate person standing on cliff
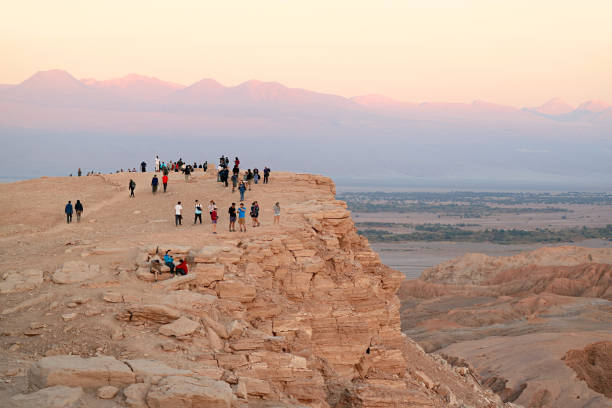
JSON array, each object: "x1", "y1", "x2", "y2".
[
  {"x1": 151, "y1": 175, "x2": 159, "y2": 194},
  {"x1": 65, "y1": 201, "x2": 73, "y2": 224},
  {"x1": 210, "y1": 207, "x2": 218, "y2": 234},
  {"x1": 75, "y1": 200, "x2": 84, "y2": 222},
  {"x1": 273, "y1": 202, "x2": 280, "y2": 225},
  {"x1": 228, "y1": 203, "x2": 237, "y2": 232},
  {"x1": 231, "y1": 172, "x2": 238, "y2": 192},
  {"x1": 141, "y1": 161, "x2": 147, "y2": 172},
  {"x1": 263, "y1": 166, "x2": 270, "y2": 184},
  {"x1": 250, "y1": 201, "x2": 260, "y2": 227},
  {"x1": 238, "y1": 202, "x2": 247, "y2": 232},
  {"x1": 129, "y1": 179, "x2": 136, "y2": 197},
  {"x1": 194, "y1": 200, "x2": 203, "y2": 224},
  {"x1": 238, "y1": 181, "x2": 246, "y2": 201},
  {"x1": 174, "y1": 201, "x2": 183, "y2": 226},
  {"x1": 162, "y1": 173, "x2": 168, "y2": 192}
]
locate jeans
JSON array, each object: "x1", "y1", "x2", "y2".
[
  {"x1": 66, "y1": 213, "x2": 72, "y2": 223},
  {"x1": 76, "y1": 211, "x2": 82, "y2": 222},
  {"x1": 175, "y1": 214, "x2": 182, "y2": 226},
  {"x1": 163, "y1": 183, "x2": 167, "y2": 192},
  {"x1": 130, "y1": 188, "x2": 135, "y2": 197},
  {"x1": 240, "y1": 190, "x2": 245, "y2": 201},
  {"x1": 194, "y1": 213, "x2": 202, "y2": 224},
  {"x1": 165, "y1": 261, "x2": 175, "y2": 273}
]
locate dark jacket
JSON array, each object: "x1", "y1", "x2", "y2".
[
  {"x1": 75, "y1": 201, "x2": 83, "y2": 212},
  {"x1": 65, "y1": 203, "x2": 73, "y2": 214}
]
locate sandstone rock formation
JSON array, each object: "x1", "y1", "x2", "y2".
[
  {"x1": 0, "y1": 171, "x2": 515, "y2": 407},
  {"x1": 563, "y1": 341, "x2": 612, "y2": 398},
  {"x1": 400, "y1": 246, "x2": 612, "y2": 407}
]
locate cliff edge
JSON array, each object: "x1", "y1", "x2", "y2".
[{"x1": 0, "y1": 171, "x2": 513, "y2": 407}]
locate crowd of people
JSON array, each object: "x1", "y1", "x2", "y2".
[{"x1": 66, "y1": 155, "x2": 280, "y2": 234}]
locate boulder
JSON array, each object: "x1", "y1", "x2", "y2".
[
  {"x1": 11, "y1": 386, "x2": 84, "y2": 408},
  {"x1": 0, "y1": 269, "x2": 43, "y2": 294},
  {"x1": 97, "y1": 385, "x2": 119, "y2": 399},
  {"x1": 146, "y1": 375, "x2": 233, "y2": 408},
  {"x1": 159, "y1": 316, "x2": 200, "y2": 337},
  {"x1": 123, "y1": 383, "x2": 150, "y2": 408},
  {"x1": 125, "y1": 359, "x2": 193, "y2": 382},
  {"x1": 52, "y1": 261, "x2": 100, "y2": 284},
  {"x1": 29, "y1": 355, "x2": 135, "y2": 389}
]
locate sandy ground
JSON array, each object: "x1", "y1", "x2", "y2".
[{"x1": 0, "y1": 169, "x2": 326, "y2": 271}]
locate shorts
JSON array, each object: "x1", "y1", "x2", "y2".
[
  {"x1": 230, "y1": 216, "x2": 236, "y2": 223},
  {"x1": 238, "y1": 218, "x2": 245, "y2": 224}
]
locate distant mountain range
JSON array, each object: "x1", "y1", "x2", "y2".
[
  {"x1": 1, "y1": 69, "x2": 609, "y2": 123},
  {"x1": 0, "y1": 70, "x2": 610, "y2": 190}
]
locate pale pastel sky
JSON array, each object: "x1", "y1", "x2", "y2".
[{"x1": 1, "y1": 0, "x2": 610, "y2": 106}]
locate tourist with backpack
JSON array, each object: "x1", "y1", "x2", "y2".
[
  {"x1": 75, "y1": 200, "x2": 83, "y2": 222},
  {"x1": 250, "y1": 201, "x2": 260, "y2": 227}
]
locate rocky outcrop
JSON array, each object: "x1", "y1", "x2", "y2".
[
  {"x1": 563, "y1": 341, "x2": 612, "y2": 398},
  {"x1": 421, "y1": 246, "x2": 612, "y2": 285},
  {"x1": 52, "y1": 261, "x2": 100, "y2": 284},
  {"x1": 29, "y1": 355, "x2": 135, "y2": 389},
  {"x1": 1, "y1": 172, "x2": 514, "y2": 408},
  {"x1": 145, "y1": 376, "x2": 233, "y2": 408},
  {"x1": 10, "y1": 386, "x2": 84, "y2": 408},
  {"x1": 0, "y1": 269, "x2": 43, "y2": 294}
]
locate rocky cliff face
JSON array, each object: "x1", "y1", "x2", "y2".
[{"x1": 0, "y1": 172, "x2": 513, "y2": 408}]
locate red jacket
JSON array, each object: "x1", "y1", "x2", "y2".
[
  {"x1": 162, "y1": 175, "x2": 168, "y2": 184},
  {"x1": 175, "y1": 261, "x2": 188, "y2": 275},
  {"x1": 211, "y1": 210, "x2": 218, "y2": 221}
]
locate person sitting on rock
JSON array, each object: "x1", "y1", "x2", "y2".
[
  {"x1": 163, "y1": 250, "x2": 175, "y2": 274},
  {"x1": 175, "y1": 259, "x2": 188, "y2": 276}
]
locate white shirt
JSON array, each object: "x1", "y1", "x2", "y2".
[
  {"x1": 208, "y1": 203, "x2": 217, "y2": 212},
  {"x1": 175, "y1": 204, "x2": 183, "y2": 215}
]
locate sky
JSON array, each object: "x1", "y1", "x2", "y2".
[{"x1": 1, "y1": 0, "x2": 611, "y2": 106}]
